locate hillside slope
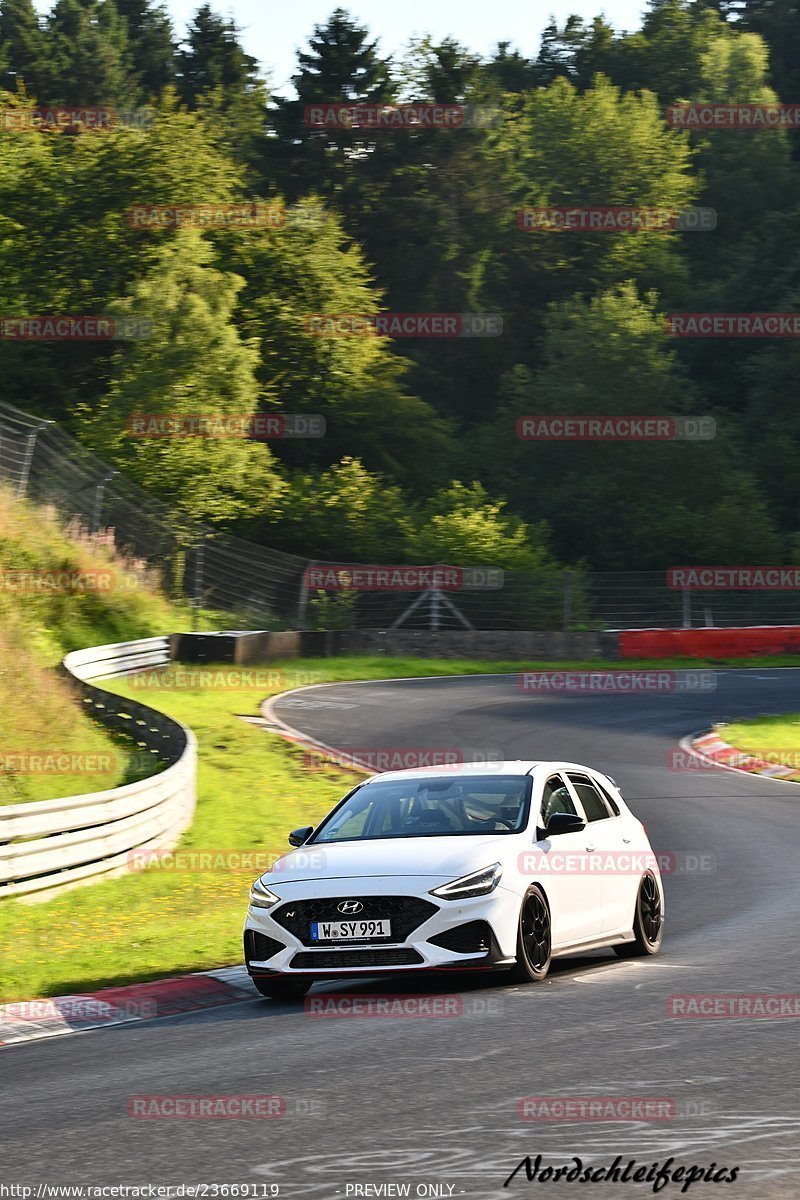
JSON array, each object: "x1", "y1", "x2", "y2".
[{"x1": 0, "y1": 486, "x2": 184, "y2": 804}]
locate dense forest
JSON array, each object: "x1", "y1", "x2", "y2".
[{"x1": 1, "y1": 0, "x2": 799, "y2": 572}]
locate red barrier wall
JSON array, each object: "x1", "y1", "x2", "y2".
[{"x1": 618, "y1": 626, "x2": 800, "y2": 659}]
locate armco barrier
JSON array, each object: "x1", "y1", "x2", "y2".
[
  {"x1": 618, "y1": 625, "x2": 800, "y2": 659},
  {"x1": 170, "y1": 628, "x2": 611, "y2": 662},
  {"x1": 0, "y1": 637, "x2": 196, "y2": 899}
]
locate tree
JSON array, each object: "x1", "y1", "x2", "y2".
[
  {"x1": 177, "y1": 4, "x2": 267, "y2": 171},
  {"x1": 733, "y1": 0, "x2": 800, "y2": 105},
  {"x1": 0, "y1": 99, "x2": 245, "y2": 420},
  {"x1": 40, "y1": 0, "x2": 133, "y2": 106},
  {"x1": 609, "y1": 0, "x2": 726, "y2": 102},
  {"x1": 398, "y1": 36, "x2": 481, "y2": 103},
  {"x1": 293, "y1": 7, "x2": 392, "y2": 103},
  {"x1": 670, "y1": 25, "x2": 800, "y2": 414},
  {"x1": 0, "y1": 0, "x2": 45, "y2": 94},
  {"x1": 86, "y1": 229, "x2": 282, "y2": 527},
  {"x1": 178, "y1": 4, "x2": 259, "y2": 104},
  {"x1": 481, "y1": 41, "x2": 536, "y2": 94},
  {"x1": 262, "y1": 457, "x2": 407, "y2": 560},
  {"x1": 484, "y1": 284, "x2": 780, "y2": 569},
  {"x1": 404, "y1": 482, "x2": 555, "y2": 571},
  {"x1": 115, "y1": 0, "x2": 176, "y2": 100},
  {"x1": 266, "y1": 8, "x2": 394, "y2": 202},
  {"x1": 534, "y1": 16, "x2": 592, "y2": 86},
  {"x1": 216, "y1": 197, "x2": 456, "y2": 489}
]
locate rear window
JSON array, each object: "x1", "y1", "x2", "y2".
[{"x1": 567, "y1": 774, "x2": 616, "y2": 822}]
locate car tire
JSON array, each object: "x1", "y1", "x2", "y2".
[
  {"x1": 251, "y1": 976, "x2": 312, "y2": 1000},
  {"x1": 509, "y1": 885, "x2": 552, "y2": 982},
  {"x1": 614, "y1": 870, "x2": 664, "y2": 957}
]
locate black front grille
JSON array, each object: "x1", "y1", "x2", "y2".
[
  {"x1": 428, "y1": 921, "x2": 493, "y2": 955},
  {"x1": 291, "y1": 948, "x2": 424, "y2": 969},
  {"x1": 271, "y1": 895, "x2": 439, "y2": 946},
  {"x1": 244, "y1": 930, "x2": 284, "y2": 962}
]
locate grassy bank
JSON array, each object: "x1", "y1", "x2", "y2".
[
  {"x1": 716, "y1": 714, "x2": 800, "y2": 780},
  {"x1": 0, "y1": 486, "x2": 194, "y2": 806}
]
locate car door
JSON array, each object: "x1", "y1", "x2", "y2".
[
  {"x1": 528, "y1": 772, "x2": 604, "y2": 947},
  {"x1": 564, "y1": 771, "x2": 633, "y2": 936}
]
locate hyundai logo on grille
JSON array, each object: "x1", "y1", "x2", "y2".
[{"x1": 337, "y1": 900, "x2": 364, "y2": 915}]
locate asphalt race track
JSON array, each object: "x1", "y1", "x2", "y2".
[{"x1": 4, "y1": 669, "x2": 800, "y2": 1198}]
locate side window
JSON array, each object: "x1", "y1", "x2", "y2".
[
  {"x1": 567, "y1": 774, "x2": 614, "y2": 822},
  {"x1": 540, "y1": 774, "x2": 578, "y2": 826},
  {"x1": 595, "y1": 779, "x2": 621, "y2": 816}
]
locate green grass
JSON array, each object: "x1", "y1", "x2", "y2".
[
  {"x1": 5, "y1": 652, "x2": 800, "y2": 1001},
  {"x1": 716, "y1": 713, "x2": 800, "y2": 781},
  {"x1": 0, "y1": 483, "x2": 201, "y2": 807},
  {"x1": 0, "y1": 664, "x2": 358, "y2": 1001},
  {"x1": 146, "y1": 653, "x2": 800, "y2": 677}
]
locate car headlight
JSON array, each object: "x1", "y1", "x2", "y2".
[
  {"x1": 430, "y1": 862, "x2": 502, "y2": 900},
  {"x1": 249, "y1": 876, "x2": 280, "y2": 909}
]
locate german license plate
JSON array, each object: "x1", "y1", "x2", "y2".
[{"x1": 310, "y1": 919, "x2": 391, "y2": 942}]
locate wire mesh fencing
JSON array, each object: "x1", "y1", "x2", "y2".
[{"x1": 2, "y1": 399, "x2": 799, "y2": 632}]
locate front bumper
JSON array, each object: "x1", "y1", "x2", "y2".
[{"x1": 243, "y1": 878, "x2": 520, "y2": 977}]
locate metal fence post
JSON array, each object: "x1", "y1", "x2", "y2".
[
  {"x1": 192, "y1": 538, "x2": 205, "y2": 632},
  {"x1": 682, "y1": 587, "x2": 692, "y2": 629},
  {"x1": 17, "y1": 422, "x2": 47, "y2": 499},
  {"x1": 91, "y1": 471, "x2": 117, "y2": 533},
  {"x1": 297, "y1": 562, "x2": 313, "y2": 630},
  {"x1": 563, "y1": 571, "x2": 573, "y2": 631},
  {"x1": 430, "y1": 589, "x2": 441, "y2": 631}
]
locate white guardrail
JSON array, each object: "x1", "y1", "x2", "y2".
[{"x1": 0, "y1": 636, "x2": 197, "y2": 899}]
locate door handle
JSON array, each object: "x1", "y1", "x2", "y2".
[
  {"x1": 585, "y1": 844, "x2": 596, "y2": 852},
  {"x1": 622, "y1": 837, "x2": 631, "y2": 844}
]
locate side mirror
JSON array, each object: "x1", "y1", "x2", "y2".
[
  {"x1": 545, "y1": 811, "x2": 586, "y2": 836},
  {"x1": 288, "y1": 826, "x2": 314, "y2": 847}
]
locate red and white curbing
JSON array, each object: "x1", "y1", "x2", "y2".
[
  {"x1": 687, "y1": 726, "x2": 800, "y2": 781},
  {"x1": 0, "y1": 964, "x2": 257, "y2": 1047},
  {"x1": 3, "y1": 698, "x2": 373, "y2": 1050}
]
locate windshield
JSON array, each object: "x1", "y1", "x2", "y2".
[{"x1": 311, "y1": 775, "x2": 532, "y2": 843}]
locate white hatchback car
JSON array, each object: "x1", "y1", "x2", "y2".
[{"x1": 244, "y1": 760, "x2": 664, "y2": 999}]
